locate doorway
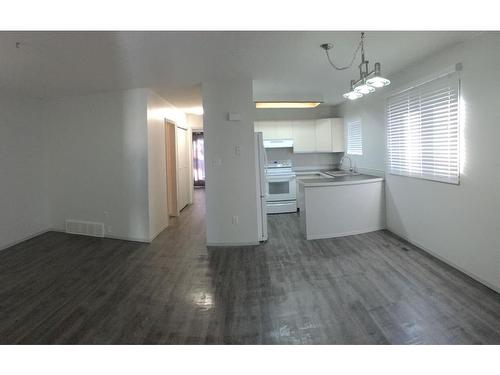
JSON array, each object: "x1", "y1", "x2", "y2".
[
  {"x1": 176, "y1": 126, "x2": 190, "y2": 211},
  {"x1": 192, "y1": 131, "x2": 205, "y2": 187},
  {"x1": 164, "y1": 120, "x2": 193, "y2": 217}
]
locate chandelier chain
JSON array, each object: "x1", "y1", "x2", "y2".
[{"x1": 324, "y1": 33, "x2": 364, "y2": 71}]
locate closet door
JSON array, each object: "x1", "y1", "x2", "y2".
[{"x1": 176, "y1": 127, "x2": 190, "y2": 211}]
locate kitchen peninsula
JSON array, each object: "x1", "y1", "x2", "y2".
[{"x1": 298, "y1": 174, "x2": 385, "y2": 240}]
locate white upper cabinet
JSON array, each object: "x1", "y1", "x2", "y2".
[
  {"x1": 255, "y1": 118, "x2": 344, "y2": 153},
  {"x1": 330, "y1": 118, "x2": 345, "y2": 152},
  {"x1": 315, "y1": 118, "x2": 345, "y2": 152},
  {"x1": 315, "y1": 118, "x2": 333, "y2": 152},
  {"x1": 292, "y1": 120, "x2": 316, "y2": 153},
  {"x1": 254, "y1": 120, "x2": 292, "y2": 140}
]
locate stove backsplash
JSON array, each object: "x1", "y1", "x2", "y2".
[{"x1": 265, "y1": 148, "x2": 343, "y2": 171}]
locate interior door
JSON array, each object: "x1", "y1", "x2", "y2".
[
  {"x1": 165, "y1": 121, "x2": 178, "y2": 216},
  {"x1": 176, "y1": 127, "x2": 190, "y2": 211}
]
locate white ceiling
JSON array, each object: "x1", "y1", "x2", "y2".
[{"x1": 0, "y1": 31, "x2": 477, "y2": 109}]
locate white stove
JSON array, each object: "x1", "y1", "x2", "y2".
[{"x1": 265, "y1": 160, "x2": 297, "y2": 214}]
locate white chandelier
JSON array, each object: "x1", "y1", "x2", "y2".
[{"x1": 321, "y1": 32, "x2": 391, "y2": 101}]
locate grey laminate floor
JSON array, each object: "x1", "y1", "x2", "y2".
[{"x1": 1, "y1": 188, "x2": 500, "y2": 344}]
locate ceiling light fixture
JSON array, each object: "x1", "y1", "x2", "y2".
[
  {"x1": 342, "y1": 91, "x2": 363, "y2": 100},
  {"x1": 354, "y1": 80, "x2": 376, "y2": 95},
  {"x1": 321, "y1": 32, "x2": 391, "y2": 101},
  {"x1": 255, "y1": 101, "x2": 322, "y2": 109}
]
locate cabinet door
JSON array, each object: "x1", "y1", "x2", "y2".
[
  {"x1": 315, "y1": 118, "x2": 333, "y2": 152},
  {"x1": 257, "y1": 121, "x2": 292, "y2": 140},
  {"x1": 292, "y1": 120, "x2": 316, "y2": 153},
  {"x1": 331, "y1": 118, "x2": 345, "y2": 152}
]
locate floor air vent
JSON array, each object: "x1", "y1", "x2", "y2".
[{"x1": 65, "y1": 220, "x2": 105, "y2": 238}]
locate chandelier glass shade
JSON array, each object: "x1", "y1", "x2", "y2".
[
  {"x1": 366, "y1": 75, "x2": 391, "y2": 88},
  {"x1": 342, "y1": 91, "x2": 363, "y2": 100},
  {"x1": 354, "y1": 82, "x2": 376, "y2": 95}
]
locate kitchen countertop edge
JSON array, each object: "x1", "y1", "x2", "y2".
[{"x1": 298, "y1": 174, "x2": 384, "y2": 187}]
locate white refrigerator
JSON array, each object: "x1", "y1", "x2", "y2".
[{"x1": 255, "y1": 132, "x2": 268, "y2": 242}]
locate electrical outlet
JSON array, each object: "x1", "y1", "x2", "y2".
[
  {"x1": 234, "y1": 145, "x2": 241, "y2": 156},
  {"x1": 232, "y1": 215, "x2": 239, "y2": 225}
]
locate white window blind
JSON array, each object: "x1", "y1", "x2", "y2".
[
  {"x1": 387, "y1": 74, "x2": 460, "y2": 184},
  {"x1": 347, "y1": 120, "x2": 362, "y2": 155}
]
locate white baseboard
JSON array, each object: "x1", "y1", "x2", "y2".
[
  {"x1": 306, "y1": 226, "x2": 386, "y2": 240},
  {"x1": 387, "y1": 228, "x2": 500, "y2": 294},
  {"x1": 0, "y1": 229, "x2": 52, "y2": 252},
  {"x1": 104, "y1": 234, "x2": 150, "y2": 243},
  {"x1": 148, "y1": 223, "x2": 169, "y2": 242},
  {"x1": 51, "y1": 227, "x2": 149, "y2": 243}
]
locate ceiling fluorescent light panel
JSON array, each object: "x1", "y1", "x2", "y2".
[{"x1": 255, "y1": 101, "x2": 322, "y2": 109}]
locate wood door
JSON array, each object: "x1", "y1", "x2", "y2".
[{"x1": 165, "y1": 121, "x2": 178, "y2": 216}]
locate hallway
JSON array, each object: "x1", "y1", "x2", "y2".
[{"x1": 1, "y1": 188, "x2": 500, "y2": 344}]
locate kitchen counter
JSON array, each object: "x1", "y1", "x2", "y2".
[
  {"x1": 298, "y1": 173, "x2": 385, "y2": 240},
  {"x1": 298, "y1": 173, "x2": 383, "y2": 187}
]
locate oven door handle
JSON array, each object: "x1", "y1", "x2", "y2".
[{"x1": 267, "y1": 177, "x2": 296, "y2": 183}]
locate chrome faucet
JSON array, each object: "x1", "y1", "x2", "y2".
[{"x1": 339, "y1": 155, "x2": 353, "y2": 173}]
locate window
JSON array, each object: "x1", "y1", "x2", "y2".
[
  {"x1": 387, "y1": 73, "x2": 460, "y2": 184},
  {"x1": 347, "y1": 120, "x2": 362, "y2": 155}
]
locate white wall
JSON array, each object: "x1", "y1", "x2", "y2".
[
  {"x1": 202, "y1": 79, "x2": 259, "y2": 246},
  {"x1": 44, "y1": 89, "x2": 151, "y2": 242},
  {"x1": 187, "y1": 114, "x2": 203, "y2": 130},
  {"x1": 338, "y1": 97, "x2": 386, "y2": 175},
  {"x1": 147, "y1": 91, "x2": 169, "y2": 240},
  {"x1": 147, "y1": 90, "x2": 189, "y2": 240},
  {"x1": 0, "y1": 94, "x2": 50, "y2": 250},
  {"x1": 1, "y1": 87, "x2": 189, "y2": 248},
  {"x1": 338, "y1": 32, "x2": 500, "y2": 291}
]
